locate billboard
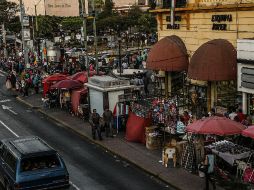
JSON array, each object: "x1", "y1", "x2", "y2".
[{"x1": 45, "y1": 0, "x2": 79, "y2": 17}]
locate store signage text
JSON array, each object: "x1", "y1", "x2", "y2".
[
  {"x1": 211, "y1": 14, "x2": 232, "y2": 31},
  {"x1": 167, "y1": 24, "x2": 180, "y2": 29},
  {"x1": 166, "y1": 15, "x2": 181, "y2": 30},
  {"x1": 47, "y1": 4, "x2": 72, "y2": 8}
]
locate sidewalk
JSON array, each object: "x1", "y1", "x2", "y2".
[{"x1": 16, "y1": 93, "x2": 223, "y2": 190}]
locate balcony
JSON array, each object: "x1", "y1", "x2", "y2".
[{"x1": 156, "y1": 0, "x2": 187, "y2": 9}]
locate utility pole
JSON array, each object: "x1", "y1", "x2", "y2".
[
  {"x1": 19, "y1": 0, "x2": 29, "y2": 66},
  {"x1": 92, "y1": 0, "x2": 99, "y2": 74},
  {"x1": 2, "y1": 24, "x2": 7, "y2": 58},
  {"x1": 81, "y1": 0, "x2": 89, "y2": 76}
]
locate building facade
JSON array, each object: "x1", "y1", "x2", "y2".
[
  {"x1": 148, "y1": 0, "x2": 254, "y2": 116},
  {"x1": 9, "y1": 0, "x2": 87, "y2": 17}
]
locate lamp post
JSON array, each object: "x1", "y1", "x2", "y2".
[
  {"x1": 80, "y1": 0, "x2": 89, "y2": 76},
  {"x1": 20, "y1": 0, "x2": 29, "y2": 66},
  {"x1": 35, "y1": 0, "x2": 43, "y2": 64},
  {"x1": 117, "y1": 27, "x2": 122, "y2": 76},
  {"x1": 92, "y1": 0, "x2": 99, "y2": 74}
]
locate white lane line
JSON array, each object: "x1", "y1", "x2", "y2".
[
  {"x1": 0, "y1": 121, "x2": 81, "y2": 190},
  {"x1": 0, "y1": 120, "x2": 19, "y2": 137},
  {"x1": 0, "y1": 99, "x2": 11, "y2": 103},
  {"x1": 70, "y1": 181, "x2": 80, "y2": 190},
  {"x1": 0, "y1": 73, "x2": 4, "y2": 77}
]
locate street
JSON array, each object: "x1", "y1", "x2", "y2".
[{"x1": 0, "y1": 72, "x2": 172, "y2": 190}]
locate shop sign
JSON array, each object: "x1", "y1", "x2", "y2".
[
  {"x1": 166, "y1": 15, "x2": 181, "y2": 30},
  {"x1": 23, "y1": 16, "x2": 29, "y2": 27},
  {"x1": 211, "y1": 14, "x2": 232, "y2": 31},
  {"x1": 167, "y1": 24, "x2": 180, "y2": 29},
  {"x1": 241, "y1": 67, "x2": 254, "y2": 89}
]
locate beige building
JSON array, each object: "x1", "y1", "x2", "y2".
[
  {"x1": 147, "y1": 0, "x2": 254, "y2": 116},
  {"x1": 9, "y1": 0, "x2": 87, "y2": 17}
]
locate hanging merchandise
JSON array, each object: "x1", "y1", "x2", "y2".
[{"x1": 181, "y1": 138, "x2": 196, "y2": 172}]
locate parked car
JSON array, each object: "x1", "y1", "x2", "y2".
[{"x1": 0, "y1": 136, "x2": 69, "y2": 190}]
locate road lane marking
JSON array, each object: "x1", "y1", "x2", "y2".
[
  {"x1": 0, "y1": 121, "x2": 81, "y2": 190},
  {"x1": 2, "y1": 105, "x2": 18, "y2": 115},
  {"x1": 0, "y1": 73, "x2": 4, "y2": 77},
  {"x1": 70, "y1": 181, "x2": 80, "y2": 190},
  {"x1": 0, "y1": 99, "x2": 11, "y2": 103},
  {"x1": 0, "y1": 120, "x2": 19, "y2": 137}
]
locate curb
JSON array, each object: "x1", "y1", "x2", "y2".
[{"x1": 16, "y1": 96, "x2": 181, "y2": 190}]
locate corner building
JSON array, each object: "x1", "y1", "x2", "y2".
[{"x1": 148, "y1": 0, "x2": 254, "y2": 117}]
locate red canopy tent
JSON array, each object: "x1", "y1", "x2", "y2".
[
  {"x1": 242, "y1": 126, "x2": 254, "y2": 139},
  {"x1": 125, "y1": 112, "x2": 152, "y2": 144},
  {"x1": 50, "y1": 79, "x2": 83, "y2": 90},
  {"x1": 68, "y1": 71, "x2": 105, "y2": 83},
  {"x1": 42, "y1": 73, "x2": 68, "y2": 97},
  {"x1": 186, "y1": 116, "x2": 245, "y2": 136},
  {"x1": 71, "y1": 87, "x2": 88, "y2": 114}
]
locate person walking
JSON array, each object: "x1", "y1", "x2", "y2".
[
  {"x1": 89, "y1": 109, "x2": 102, "y2": 140},
  {"x1": 103, "y1": 107, "x2": 114, "y2": 137},
  {"x1": 203, "y1": 148, "x2": 216, "y2": 190}
]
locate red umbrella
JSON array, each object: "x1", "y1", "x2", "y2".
[
  {"x1": 50, "y1": 79, "x2": 83, "y2": 90},
  {"x1": 242, "y1": 126, "x2": 254, "y2": 139},
  {"x1": 186, "y1": 116, "x2": 245, "y2": 136},
  {"x1": 43, "y1": 73, "x2": 68, "y2": 83}
]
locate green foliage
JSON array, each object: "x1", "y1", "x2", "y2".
[
  {"x1": 37, "y1": 16, "x2": 62, "y2": 39},
  {"x1": 0, "y1": 0, "x2": 20, "y2": 32},
  {"x1": 61, "y1": 17, "x2": 83, "y2": 31},
  {"x1": 138, "y1": 13, "x2": 157, "y2": 33}
]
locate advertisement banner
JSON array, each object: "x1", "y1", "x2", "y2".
[{"x1": 44, "y1": 0, "x2": 79, "y2": 17}]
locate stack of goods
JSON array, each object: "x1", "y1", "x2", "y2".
[
  {"x1": 207, "y1": 140, "x2": 250, "y2": 154},
  {"x1": 152, "y1": 98, "x2": 178, "y2": 134}
]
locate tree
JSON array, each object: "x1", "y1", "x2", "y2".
[
  {"x1": 97, "y1": 0, "x2": 115, "y2": 19},
  {"x1": 37, "y1": 16, "x2": 62, "y2": 39},
  {"x1": 0, "y1": 0, "x2": 21, "y2": 33},
  {"x1": 61, "y1": 17, "x2": 83, "y2": 31},
  {"x1": 138, "y1": 13, "x2": 157, "y2": 33}
]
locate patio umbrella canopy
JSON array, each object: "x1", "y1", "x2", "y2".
[
  {"x1": 242, "y1": 126, "x2": 254, "y2": 139},
  {"x1": 186, "y1": 116, "x2": 245, "y2": 136},
  {"x1": 50, "y1": 79, "x2": 83, "y2": 90}
]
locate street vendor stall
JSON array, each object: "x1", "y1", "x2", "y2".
[{"x1": 206, "y1": 140, "x2": 251, "y2": 166}]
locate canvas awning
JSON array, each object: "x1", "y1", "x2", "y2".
[
  {"x1": 188, "y1": 39, "x2": 237, "y2": 81},
  {"x1": 146, "y1": 35, "x2": 189, "y2": 71}
]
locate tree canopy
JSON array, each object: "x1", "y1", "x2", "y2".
[{"x1": 0, "y1": 0, "x2": 21, "y2": 33}]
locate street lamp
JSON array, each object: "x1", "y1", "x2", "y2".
[{"x1": 117, "y1": 29, "x2": 122, "y2": 76}]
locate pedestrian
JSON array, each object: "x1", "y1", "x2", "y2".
[
  {"x1": 103, "y1": 107, "x2": 114, "y2": 137},
  {"x1": 201, "y1": 148, "x2": 216, "y2": 190},
  {"x1": 89, "y1": 109, "x2": 102, "y2": 140}
]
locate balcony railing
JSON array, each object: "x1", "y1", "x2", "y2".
[{"x1": 156, "y1": 0, "x2": 187, "y2": 9}]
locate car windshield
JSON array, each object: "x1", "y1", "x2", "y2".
[{"x1": 20, "y1": 154, "x2": 61, "y2": 172}]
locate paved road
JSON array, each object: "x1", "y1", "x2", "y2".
[{"x1": 0, "y1": 72, "x2": 173, "y2": 190}]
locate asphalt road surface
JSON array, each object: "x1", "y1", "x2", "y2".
[{"x1": 0, "y1": 70, "x2": 174, "y2": 190}]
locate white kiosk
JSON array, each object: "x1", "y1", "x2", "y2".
[{"x1": 86, "y1": 76, "x2": 139, "y2": 116}]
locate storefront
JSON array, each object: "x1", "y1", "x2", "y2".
[
  {"x1": 146, "y1": 35, "x2": 189, "y2": 109},
  {"x1": 150, "y1": 0, "x2": 254, "y2": 114}
]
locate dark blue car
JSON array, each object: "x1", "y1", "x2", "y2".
[{"x1": 0, "y1": 136, "x2": 69, "y2": 190}]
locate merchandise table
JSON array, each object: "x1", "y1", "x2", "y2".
[{"x1": 206, "y1": 140, "x2": 251, "y2": 166}]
